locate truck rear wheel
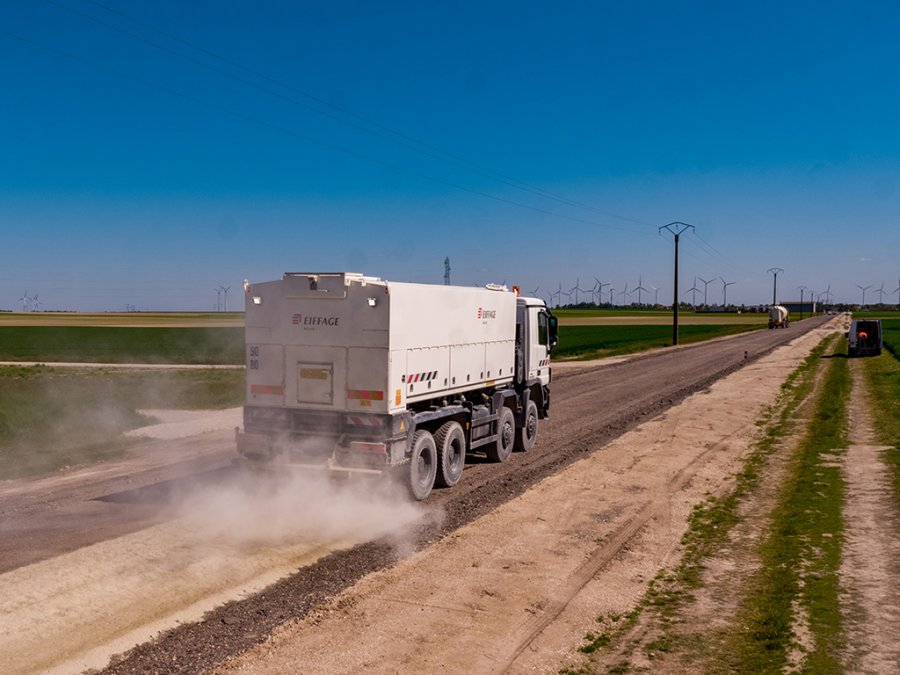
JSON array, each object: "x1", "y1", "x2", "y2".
[
  {"x1": 407, "y1": 430, "x2": 437, "y2": 500},
  {"x1": 515, "y1": 400, "x2": 539, "y2": 452},
  {"x1": 434, "y1": 421, "x2": 465, "y2": 488},
  {"x1": 486, "y1": 407, "x2": 515, "y2": 463}
]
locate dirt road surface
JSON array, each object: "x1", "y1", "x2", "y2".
[
  {"x1": 0, "y1": 316, "x2": 833, "y2": 674},
  {"x1": 840, "y1": 362, "x2": 900, "y2": 672}
]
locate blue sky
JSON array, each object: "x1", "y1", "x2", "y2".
[{"x1": 1, "y1": 0, "x2": 899, "y2": 311}]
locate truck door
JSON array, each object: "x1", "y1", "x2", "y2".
[{"x1": 528, "y1": 307, "x2": 552, "y2": 382}]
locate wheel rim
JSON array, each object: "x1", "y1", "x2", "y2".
[
  {"x1": 526, "y1": 413, "x2": 537, "y2": 440},
  {"x1": 450, "y1": 438, "x2": 462, "y2": 471},
  {"x1": 416, "y1": 453, "x2": 431, "y2": 487},
  {"x1": 503, "y1": 421, "x2": 514, "y2": 449}
]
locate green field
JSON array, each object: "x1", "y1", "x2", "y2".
[
  {"x1": 553, "y1": 309, "x2": 769, "y2": 326},
  {"x1": 0, "y1": 366, "x2": 244, "y2": 479},
  {"x1": 0, "y1": 326, "x2": 244, "y2": 364},
  {"x1": 554, "y1": 323, "x2": 761, "y2": 360}
]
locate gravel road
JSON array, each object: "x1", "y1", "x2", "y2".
[{"x1": 0, "y1": 317, "x2": 831, "y2": 673}]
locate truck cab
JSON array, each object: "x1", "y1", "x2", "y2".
[{"x1": 515, "y1": 296, "x2": 556, "y2": 391}]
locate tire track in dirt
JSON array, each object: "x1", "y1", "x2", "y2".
[
  {"x1": 840, "y1": 362, "x2": 900, "y2": 673},
  {"x1": 496, "y1": 422, "x2": 749, "y2": 672}
]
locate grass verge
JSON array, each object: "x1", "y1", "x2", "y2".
[
  {"x1": 862, "y1": 347, "x2": 900, "y2": 506},
  {"x1": 0, "y1": 365, "x2": 244, "y2": 480},
  {"x1": 729, "y1": 336, "x2": 850, "y2": 672}
]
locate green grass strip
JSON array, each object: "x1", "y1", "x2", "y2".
[
  {"x1": 731, "y1": 337, "x2": 850, "y2": 673},
  {"x1": 0, "y1": 326, "x2": 244, "y2": 364},
  {"x1": 862, "y1": 347, "x2": 900, "y2": 508}
]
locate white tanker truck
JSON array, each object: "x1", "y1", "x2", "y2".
[
  {"x1": 768, "y1": 305, "x2": 790, "y2": 329},
  {"x1": 236, "y1": 272, "x2": 558, "y2": 499}
]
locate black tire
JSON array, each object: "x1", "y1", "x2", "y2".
[
  {"x1": 486, "y1": 407, "x2": 515, "y2": 463},
  {"x1": 434, "y1": 421, "x2": 466, "y2": 488},
  {"x1": 515, "y1": 400, "x2": 539, "y2": 452},
  {"x1": 407, "y1": 430, "x2": 437, "y2": 500}
]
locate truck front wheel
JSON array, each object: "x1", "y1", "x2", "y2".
[
  {"x1": 515, "y1": 400, "x2": 539, "y2": 452},
  {"x1": 486, "y1": 407, "x2": 515, "y2": 463},
  {"x1": 434, "y1": 421, "x2": 465, "y2": 488},
  {"x1": 407, "y1": 431, "x2": 437, "y2": 500}
]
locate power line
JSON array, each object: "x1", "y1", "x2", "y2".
[
  {"x1": 1, "y1": 29, "x2": 653, "y2": 237},
  {"x1": 47, "y1": 0, "x2": 656, "y2": 232}
]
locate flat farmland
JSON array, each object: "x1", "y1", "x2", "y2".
[
  {"x1": 554, "y1": 309, "x2": 768, "y2": 326},
  {"x1": 0, "y1": 312, "x2": 243, "y2": 328},
  {"x1": 0, "y1": 313, "x2": 244, "y2": 364},
  {"x1": 552, "y1": 309, "x2": 777, "y2": 359}
]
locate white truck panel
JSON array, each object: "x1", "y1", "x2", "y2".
[{"x1": 245, "y1": 273, "x2": 519, "y2": 413}]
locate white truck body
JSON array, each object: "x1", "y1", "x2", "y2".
[
  {"x1": 238, "y1": 272, "x2": 556, "y2": 499},
  {"x1": 768, "y1": 305, "x2": 789, "y2": 328}
]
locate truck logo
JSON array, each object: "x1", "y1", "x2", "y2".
[
  {"x1": 478, "y1": 307, "x2": 496, "y2": 320},
  {"x1": 292, "y1": 313, "x2": 340, "y2": 327}
]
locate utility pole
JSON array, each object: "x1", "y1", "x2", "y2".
[
  {"x1": 659, "y1": 221, "x2": 695, "y2": 346},
  {"x1": 767, "y1": 267, "x2": 784, "y2": 306},
  {"x1": 797, "y1": 286, "x2": 806, "y2": 320}
]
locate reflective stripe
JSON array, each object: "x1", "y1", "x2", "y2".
[
  {"x1": 250, "y1": 384, "x2": 284, "y2": 395},
  {"x1": 347, "y1": 389, "x2": 385, "y2": 401}
]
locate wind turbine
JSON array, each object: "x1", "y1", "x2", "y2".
[
  {"x1": 568, "y1": 278, "x2": 581, "y2": 305},
  {"x1": 822, "y1": 283, "x2": 833, "y2": 305},
  {"x1": 214, "y1": 287, "x2": 223, "y2": 311},
  {"x1": 892, "y1": 278, "x2": 900, "y2": 306},
  {"x1": 553, "y1": 281, "x2": 563, "y2": 307},
  {"x1": 633, "y1": 275, "x2": 648, "y2": 306},
  {"x1": 608, "y1": 286, "x2": 617, "y2": 306},
  {"x1": 720, "y1": 278, "x2": 735, "y2": 307},
  {"x1": 618, "y1": 282, "x2": 630, "y2": 306},
  {"x1": 32, "y1": 294, "x2": 41, "y2": 312},
  {"x1": 874, "y1": 281, "x2": 886, "y2": 305},
  {"x1": 594, "y1": 277, "x2": 610, "y2": 306},
  {"x1": 698, "y1": 276, "x2": 713, "y2": 306},
  {"x1": 685, "y1": 277, "x2": 700, "y2": 306},
  {"x1": 856, "y1": 284, "x2": 872, "y2": 307},
  {"x1": 650, "y1": 285, "x2": 661, "y2": 305},
  {"x1": 529, "y1": 286, "x2": 540, "y2": 296},
  {"x1": 18, "y1": 290, "x2": 31, "y2": 312}
]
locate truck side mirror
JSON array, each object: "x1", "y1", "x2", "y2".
[{"x1": 548, "y1": 314, "x2": 559, "y2": 348}]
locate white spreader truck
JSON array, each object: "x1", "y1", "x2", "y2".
[
  {"x1": 236, "y1": 272, "x2": 558, "y2": 499},
  {"x1": 768, "y1": 305, "x2": 790, "y2": 329}
]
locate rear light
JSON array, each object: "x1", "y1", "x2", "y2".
[{"x1": 349, "y1": 441, "x2": 386, "y2": 453}]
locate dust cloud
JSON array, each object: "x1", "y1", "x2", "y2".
[{"x1": 168, "y1": 465, "x2": 427, "y2": 553}]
